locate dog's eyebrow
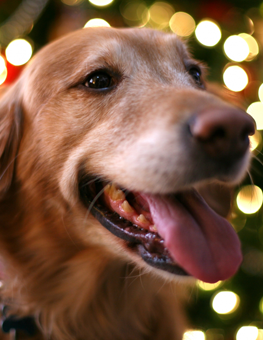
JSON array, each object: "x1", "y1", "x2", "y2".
[{"x1": 79, "y1": 41, "x2": 126, "y2": 77}]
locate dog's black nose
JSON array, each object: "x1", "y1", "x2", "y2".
[{"x1": 189, "y1": 107, "x2": 255, "y2": 159}]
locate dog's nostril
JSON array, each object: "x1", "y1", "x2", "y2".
[{"x1": 209, "y1": 127, "x2": 226, "y2": 141}]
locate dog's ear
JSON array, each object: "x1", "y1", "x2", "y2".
[{"x1": 0, "y1": 84, "x2": 23, "y2": 198}]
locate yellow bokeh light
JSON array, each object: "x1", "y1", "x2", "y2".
[
  {"x1": 84, "y1": 18, "x2": 111, "y2": 28},
  {"x1": 169, "y1": 12, "x2": 196, "y2": 37},
  {"x1": 0, "y1": 56, "x2": 6, "y2": 74},
  {"x1": 236, "y1": 185, "x2": 263, "y2": 214},
  {"x1": 149, "y1": 2, "x2": 175, "y2": 28},
  {"x1": 212, "y1": 291, "x2": 240, "y2": 314},
  {"x1": 250, "y1": 130, "x2": 262, "y2": 151},
  {"x1": 89, "y1": 0, "x2": 113, "y2": 6},
  {"x1": 247, "y1": 102, "x2": 263, "y2": 130},
  {"x1": 259, "y1": 297, "x2": 263, "y2": 314},
  {"x1": 120, "y1": 1, "x2": 150, "y2": 27},
  {"x1": 183, "y1": 330, "x2": 205, "y2": 340},
  {"x1": 5, "y1": 39, "x2": 33, "y2": 66},
  {"x1": 239, "y1": 33, "x2": 259, "y2": 61},
  {"x1": 61, "y1": 0, "x2": 84, "y2": 5},
  {"x1": 236, "y1": 326, "x2": 259, "y2": 340},
  {"x1": 0, "y1": 56, "x2": 7, "y2": 86},
  {"x1": 223, "y1": 65, "x2": 248, "y2": 92},
  {"x1": 224, "y1": 35, "x2": 250, "y2": 62},
  {"x1": 258, "y1": 84, "x2": 263, "y2": 102},
  {"x1": 195, "y1": 20, "x2": 221, "y2": 47},
  {"x1": 197, "y1": 280, "x2": 222, "y2": 291}
]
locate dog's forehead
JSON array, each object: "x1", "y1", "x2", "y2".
[
  {"x1": 31, "y1": 28, "x2": 190, "y2": 79},
  {"x1": 22, "y1": 28, "x2": 195, "y2": 111}
]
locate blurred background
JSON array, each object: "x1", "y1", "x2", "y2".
[{"x1": 1, "y1": 0, "x2": 263, "y2": 339}]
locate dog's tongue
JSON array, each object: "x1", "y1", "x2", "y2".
[{"x1": 142, "y1": 190, "x2": 242, "y2": 283}]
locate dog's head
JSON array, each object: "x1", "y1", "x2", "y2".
[{"x1": 0, "y1": 28, "x2": 255, "y2": 284}]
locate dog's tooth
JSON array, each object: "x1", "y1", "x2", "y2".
[
  {"x1": 112, "y1": 189, "x2": 125, "y2": 201},
  {"x1": 104, "y1": 184, "x2": 111, "y2": 195},
  {"x1": 137, "y1": 214, "x2": 149, "y2": 224},
  {"x1": 150, "y1": 225, "x2": 158, "y2": 232},
  {"x1": 109, "y1": 183, "x2": 117, "y2": 195},
  {"x1": 121, "y1": 200, "x2": 134, "y2": 213}
]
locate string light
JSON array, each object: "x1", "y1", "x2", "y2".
[
  {"x1": 247, "y1": 102, "x2": 263, "y2": 130},
  {"x1": 212, "y1": 291, "x2": 240, "y2": 314},
  {"x1": 250, "y1": 130, "x2": 262, "y2": 151},
  {"x1": 61, "y1": 0, "x2": 84, "y2": 5},
  {"x1": 195, "y1": 20, "x2": 221, "y2": 47},
  {"x1": 0, "y1": 56, "x2": 7, "y2": 85},
  {"x1": 239, "y1": 33, "x2": 259, "y2": 61},
  {"x1": 5, "y1": 39, "x2": 33, "y2": 66},
  {"x1": 223, "y1": 35, "x2": 250, "y2": 62},
  {"x1": 236, "y1": 326, "x2": 259, "y2": 340},
  {"x1": 223, "y1": 65, "x2": 248, "y2": 92},
  {"x1": 258, "y1": 84, "x2": 263, "y2": 102},
  {"x1": 0, "y1": 0, "x2": 49, "y2": 46},
  {"x1": 259, "y1": 297, "x2": 263, "y2": 314},
  {"x1": 89, "y1": 0, "x2": 114, "y2": 6},
  {"x1": 120, "y1": 1, "x2": 149, "y2": 27},
  {"x1": 149, "y1": 2, "x2": 175, "y2": 29},
  {"x1": 183, "y1": 330, "x2": 205, "y2": 340},
  {"x1": 84, "y1": 19, "x2": 111, "y2": 28},
  {"x1": 236, "y1": 185, "x2": 263, "y2": 214},
  {"x1": 197, "y1": 281, "x2": 222, "y2": 291},
  {"x1": 169, "y1": 12, "x2": 195, "y2": 37}
]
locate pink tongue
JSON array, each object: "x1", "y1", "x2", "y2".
[{"x1": 142, "y1": 190, "x2": 242, "y2": 283}]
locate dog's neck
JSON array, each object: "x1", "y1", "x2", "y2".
[{"x1": 0, "y1": 185, "x2": 187, "y2": 340}]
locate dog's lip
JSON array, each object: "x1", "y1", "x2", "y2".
[
  {"x1": 79, "y1": 178, "x2": 189, "y2": 276},
  {"x1": 79, "y1": 177, "x2": 242, "y2": 283}
]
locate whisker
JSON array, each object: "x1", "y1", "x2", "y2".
[
  {"x1": 83, "y1": 186, "x2": 105, "y2": 223},
  {"x1": 81, "y1": 176, "x2": 103, "y2": 188},
  {"x1": 252, "y1": 154, "x2": 263, "y2": 168}
]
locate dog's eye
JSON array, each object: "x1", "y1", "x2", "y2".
[
  {"x1": 85, "y1": 72, "x2": 112, "y2": 89},
  {"x1": 189, "y1": 67, "x2": 202, "y2": 86}
]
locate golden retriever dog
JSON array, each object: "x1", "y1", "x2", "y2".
[{"x1": 0, "y1": 27, "x2": 255, "y2": 340}]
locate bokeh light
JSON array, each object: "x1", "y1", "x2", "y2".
[
  {"x1": 212, "y1": 291, "x2": 240, "y2": 314},
  {"x1": 223, "y1": 65, "x2": 248, "y2": 92},
  {"x1": 247, "y1": 102, "x2": 263, "y2": 130},
  {"x1": 195, "y1": 20, "x2": 221, "y2": 47},
  {"x1": 236, "y1": 185, "x2": 263, "y2": 214},
  {"x1": 197, "y1": 280, "x2": 222, "y2": 291},
  {"x1": 0, "y1": 56, "x2": 7, "y2": 85},
  {"x1": 239, "y1": 33, "x2": 259, "y2": 61},
  {"x1": 89, "y1": 0, "x2": 114, "y2": 6},
  {"x1": 259, "y1": 297, "x2": 263, "y2": 314},
  {"x1": 120, "y1": 1, "x2": 149, "y2": 27},
  {"x1": 250, "y1": 130, "x2": 262, "y2": 151},
  {"x1": 5, "y1": 39, "x2": 33, "y2": 66},
  {"x1": 224, "y1": 35, "x2": 250, "y2": 62},
  {"x1": 183, "y1": 330, "x2": 205, "y2": 340},
  {"x1": 169, "y1": 12, "x2": 195, "y2": 37},
  {"x1": 258, "y1": 83, "x2": 263, "y2": 102},
  {"x1": 149, "y1": 2, "x2": 175, "y2": 29},
  {"x1": 84, "y1": 18, "x2": 111, "y2": 28},
  {"x1": 236, "y1": 326, "x2": 259, "y2": 340},
  {"x1": 61, "y1": 0, "x2": 84, "y2": 5}
]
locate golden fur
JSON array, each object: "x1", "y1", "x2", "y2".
[{"x1": 0, "y1": 27, "x2": 252, "y2": 339}]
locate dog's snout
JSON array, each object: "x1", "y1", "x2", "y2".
[{"x1": 189, "y1": 108, "x2": 255, "y2": 159}]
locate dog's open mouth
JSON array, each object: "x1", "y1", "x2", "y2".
[{"x1": 79, "y1": 178, "x2": 242, "y2": 283}]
